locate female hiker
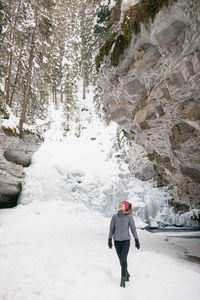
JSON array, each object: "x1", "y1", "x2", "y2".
[{"x1": 108, "y1": 201, "x2": 140, "y2": 288}]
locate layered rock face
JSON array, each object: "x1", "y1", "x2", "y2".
[
  {"x1": 0, "y1": 130, "x2": 40, "y2": 208},
  {"x1": 98, "y1": 0, "x2": 200, "y2": 210}
]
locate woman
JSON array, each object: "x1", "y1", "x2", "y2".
[{"x1": 108, "y1": 201, "x2": 140, "y2": 288}]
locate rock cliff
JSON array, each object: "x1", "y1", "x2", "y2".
[
  {"x1": 97, "y1": 0, "x2": 200, "y2": 210},
  {"x1": 0, "y1": 130, "x2": 40, "y2": 208}
]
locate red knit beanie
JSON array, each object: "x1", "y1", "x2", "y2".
[{"x1": 122, "y1": 201, "x2": 129, "y2": 211}]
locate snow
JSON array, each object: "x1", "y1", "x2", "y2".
[
  {"x1": 2, "y1": 25, "x2": 8, "y2": 34},
  {"x1": 109, "y1": 0, "x2": 117, "y2": 9},
  {"x1": 121, "y1": 0, "x2": 141, "y2": 21},
  {"x1": 109, "y1": 0, "x2": 141, "y2": 10},
  {"x1": 0, "y1": 82, "x2": 200, "y2": 299},
  {"x1": 1, "y1": 104, "x2": 49, "y2": 136},
  {"x1": 0, "y1": 82, "x2": 4, "y2": 91},
  {"x1": 121, "y1": 0, "x2": 141, "y2": 11},
  {"x1": 0, "y1": 203, "x2": 199, "y2": 300},
  {"x1": 1, "y1": 106, "x2": 20, "y2": 135}
]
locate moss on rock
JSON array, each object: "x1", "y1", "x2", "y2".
[
  {"x1": 96, "y1": 0, "x2": 177, "y2": 69},
  {"x1": 111, "y1": 34, "x2": 129, "y2": 67},
  {"x1": 121, "y1": 0, "x2": 174, "y2": 38},
  {"x1": 95, "y1": 32, "x2": 118, "y2": 70}
]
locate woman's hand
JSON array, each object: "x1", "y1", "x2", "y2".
[
  {"x1": 135, "y1": 239, "x2": 140, "y2": 249},
  {"x1": 108, "y1": 238, "x2": 113, "y2": 249}
]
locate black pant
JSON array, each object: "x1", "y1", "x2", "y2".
[{"x1": 114, "y1": 240, "x2": 130, "y2": 277}]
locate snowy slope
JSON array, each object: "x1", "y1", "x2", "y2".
[{"x1": 0, "y1": 83, "x2": 200, "y2": 299}]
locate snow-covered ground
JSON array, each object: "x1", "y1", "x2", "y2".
[
  {"x1": 0, "y1": 84, "x2": 200, "y2": 299},
  {"x1": 0, "y1": 202, "x2": 199, "y2": 300}
]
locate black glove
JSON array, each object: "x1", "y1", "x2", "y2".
[
  {"x1": 108, "y1": 238, "x2": 112, "y2": 249},
  {"x1": 135, "y1": 239, "x2": 140, "y2": 249}
]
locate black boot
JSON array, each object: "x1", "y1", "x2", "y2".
[
  {"x1": 125, "y1": 271, "x2": 130, "y2": 282},
  {"x1": 120, "y1": 276, "x2": 126, "y2": 288}
]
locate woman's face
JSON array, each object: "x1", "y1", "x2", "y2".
[{"x1": 119, "y1": 201, "x2": 125, "y2": 211}]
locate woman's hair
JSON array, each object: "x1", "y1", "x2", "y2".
[{"x1": 129, "y1": 202, "x2": 133, "y2": 215}]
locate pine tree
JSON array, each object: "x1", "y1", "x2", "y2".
[
  {"x1": 18, "y1": 0, "x2": 54, "y2": 137},
  {"x1": 0, "y1": 0, "x2": 112, "y2": 137}
]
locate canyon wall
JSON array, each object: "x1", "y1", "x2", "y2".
[{"x1": 98, "y1": 0, "x2": 200, "y2": 211}]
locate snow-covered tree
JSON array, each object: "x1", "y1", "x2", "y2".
[{"x1": 0, "y1": 0, "x2": 114, "y2": 136}]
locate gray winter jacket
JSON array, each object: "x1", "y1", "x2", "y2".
[{"x1": 109, "y1": 210, "x2": 139, "y2": 241}]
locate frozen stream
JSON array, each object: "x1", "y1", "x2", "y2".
[{"x1": 0, "y1": 90, "x2": 200, "y2": 299}]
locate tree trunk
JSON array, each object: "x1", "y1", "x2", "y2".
[
  {"x1": 52, "y1": 90, "x2": 55, "y2": 103},
  {"x1": 66, "y1": 96, "x2": 70, "y2": 131},
  {"x1": 19, "y1": 36, "x2": 35, "y2": 138},
  {"x1": 81, "y1": 1, "x2": 86, "y2": 100},
  {"x1": 6, "y1": 0, "x2": 22, "y2": 105},
  {"x1": 60, "y1": 91, "x2": 63, "y2": 103},
  {"x1": 6, "y1": 51, "x2": 13, "y2": 104},
  {"x1": 55, "y1": 88, "x2": 57, "y2": 105},
  {"x1": 82, "y1": 64, "x2": 86, "y2": 100},
  {"x1": 10, "y1": 43, "x2": 23, "y2": 107}
]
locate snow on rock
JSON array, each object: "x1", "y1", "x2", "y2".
[
  {"x1": 121, "y1": 0, "x2": 141, "y2": 19},
  {"x1": 1, "y1": 105, "x2": 20, "y2": 135},
  {"x1": 121, "y1": 0, "x2": 141, "y2": 11}
]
